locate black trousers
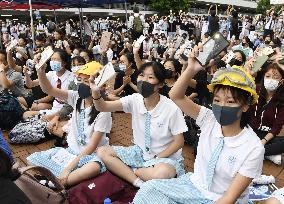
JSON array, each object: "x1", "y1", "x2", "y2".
[{"x1": 255, "y1": 130, "x2": 284, "y2": 156}]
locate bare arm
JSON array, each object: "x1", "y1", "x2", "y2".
[
  {"x1": 90, "y1": 75, "x2": 123, "y2": 112},
  {"x1": 169, "y1": 46, "x2": 203, "y2": 120},
  {"x1": 36, "y1": 65, "x2": 68, "y2": 101},
  {"x1": 215, "y1": 173, "x2": 252, "y2": 204},
  {"x1": 64, "y1": 131, "x2": 104, "y2": 171},
  {"x1": 23, "y1": 67, "x2": 39, "y2": 88},
  {"x1": 7, "y1": 50, "x2": 22, "y2": 73},
  {"x1": 156, "y1": 134, "x2": 184, "y2": 158},
  {"x1": 0, "y1": 66, "x2": 13, "y2": 89}
]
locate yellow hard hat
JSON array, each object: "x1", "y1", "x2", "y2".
[
  {"x1": 76, "y1": 61, "x2": 103, "y2": 76},
  {"x1": 207, "y1": 66, "x2": 258, "y2": 104}
]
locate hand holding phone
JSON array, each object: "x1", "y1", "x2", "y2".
[{"x1": 195, "y1": 32, "x2": 229, "y2": 66}]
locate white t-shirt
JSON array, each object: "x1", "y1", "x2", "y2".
[
  {"x1": 190, "y1": 106, "x2": 264, "y2": 203},
  {"x1": 120, "y1": 93, "x2": 188, "y2": 160},
  {"x1": 66, "y1": 90, "x2": 112, "y2": 154}
]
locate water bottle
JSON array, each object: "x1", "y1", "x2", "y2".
[{"x1": 104, "y1": 198, "x2": 111, "y2": 204}]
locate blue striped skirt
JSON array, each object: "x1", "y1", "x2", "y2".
[{"x1": 27, "y1": 147, "x2": 106, "y2": 177}]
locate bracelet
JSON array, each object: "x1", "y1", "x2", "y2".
[
  {"x1": 263, "y1": 137, "x2": 268, "y2": 142},
  {"x1": 92, "y1": 95, "x2": 102, "y2": 100}
]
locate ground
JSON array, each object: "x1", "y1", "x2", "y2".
[{"x1": 3, "y1": 112, "x2": 284, "y2": 203}]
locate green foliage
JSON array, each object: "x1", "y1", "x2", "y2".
[
  {"x1": 150, "y1": 0, "x2": 189, "y2": 14},
  {"x1": 256, "y1": 0, "x2": 271, "y2": 14}
]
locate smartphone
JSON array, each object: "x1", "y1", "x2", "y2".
[
  {"x1": 195, "y1": 32, "x2": 230, "y2": 66},
  {"x1": 252, "y1": 55, "x2": 269, "y2": 73}
]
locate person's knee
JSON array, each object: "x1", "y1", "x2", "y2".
[
  {"x1": 265, "y1": 198, "x2": 282, "y2": 204},
  {"x1": 152, "y1": 164, "x2": 176, "y2": 179},
  {"x1": 96, "y1": 146, "x2": 114, "y2": 161}
]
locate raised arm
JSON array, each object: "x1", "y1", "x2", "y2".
[
  {"x1": 36, "y1": 64, "x2": 68, "y2": 101},
  {"x1": 7, "y1": 49, "x2": 22, "y2": 73},
  {"x1": 90, "y1": 75, "x2": 123, "y2": 112},
  {"x1": 23, "y1": 67, "x2": 39, "y2": 88},
  {"x1": 133, "y1": 42, "x2": 143, "y2": 69},
  {"x1": 169, "y1": 46, "x2": 203, "y2": 120}
]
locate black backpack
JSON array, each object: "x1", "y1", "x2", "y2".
[{"x1": 0, "y1": 90, "x2": 24, "y2": 130}]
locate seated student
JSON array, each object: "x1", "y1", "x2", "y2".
[
  {"x1": 91, "y1": 61, "x2": 188, "y2": 188},
  {"x1": 23, "y1": 49, "x2": 75, "y2": 119},
  {"x1": 110, "y1": 53, "x2": 139, "y2": 99},
  {"x1": 27, "y1": 64, "x2": 112, "y2": 187},
  {"x1": 249, "y1": 63, "x2": 284, "y2": 165},
  {"x1": 47, "y1": 56, "x2": 87, "y2": 138},
  {"x1": 160, "y1": 58, "x2": 182, "y2": 98},
  {"x1": 133, "y1": 47, "x2": 264, "y2": 204},
  {"x1": 0, "y1": 130, "x2": 31, "y2": 204},
  {"x1": 0, "y1": 50, "x2": 29, "y2": 98}
]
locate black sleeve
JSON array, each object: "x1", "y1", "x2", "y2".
[{"x1": 114, "y1": 71, "x2": 125, "y2": 90}]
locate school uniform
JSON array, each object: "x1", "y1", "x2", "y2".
[
  {"x1": 133, "y1": 106, "x2": 264, "y2": 204},
  {"x1": 113, "y1": 93, "x2": 188, "y2": 177},
  {"x1": 39, "y1": 70, "x2": 75, "y2": 115},
  {"x1": 27, "y1": 91, "x2": 112, "y2": 177}
]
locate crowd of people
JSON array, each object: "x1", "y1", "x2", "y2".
[{"x1": 0, "y1": 4, "x2": 284, "y2": 204}]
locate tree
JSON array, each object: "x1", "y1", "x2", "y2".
[
  {"x1": 149, "y1": 0, "x2": 189, "y2": 14},
  {"x1": 256, "y1": 0, "x2": 273, "y2": 14}
]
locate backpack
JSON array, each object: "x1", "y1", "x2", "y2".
[
  {"x1": 133, "y1": 16, "x2": 143, "y2": 33},
  {"x1": 0, "y1": 90, "x2": 24, "y2": 130},
  {"x1": 9, "y1": 115, "x2": 48, "y2": 144},
  {"x1": 69, "y1": 171, "x2": 138, "y2": 204}
]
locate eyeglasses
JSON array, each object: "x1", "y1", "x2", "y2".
[{"x1": 211, "y1": 67, "x2": 256, "y2": 90}]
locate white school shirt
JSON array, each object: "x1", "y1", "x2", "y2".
[
  {"x1": 190, "y1": 106, "x2": 264, "y2": 203},
  {"x1": 42, "y1": 70, "x2": 75, "y2": 114},
  {"x1": 66, "y1": 90, "x2": 112, "y2": 154},
  {"x1": 120, "y1": 93, "x2": 188, "y2": 160}
]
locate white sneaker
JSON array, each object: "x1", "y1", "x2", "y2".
[
  {"x1": 265, "y1": 154, "x2": 282, "y2": 165},
  {"x1": 252, "y1": 175, "x2": 275, "y2": 185}
]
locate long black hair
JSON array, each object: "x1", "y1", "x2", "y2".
[
  {"x1": 53, "y1": 48, "x2": 71, "y2": 71},
  {"x1": 76, "y1": 98, "x2": 100, "y2": 125}
]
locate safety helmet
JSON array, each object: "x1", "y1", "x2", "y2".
[{"x1": 207, "y1": 65, "x2": 258, "y2": 104}]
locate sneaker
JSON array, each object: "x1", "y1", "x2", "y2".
[
  {"x1": 252, "y1": 175, "x2": 275, "y2": 185},
  {"x1": 265, "y1": 154, "x2": 282, "y2": 165}
]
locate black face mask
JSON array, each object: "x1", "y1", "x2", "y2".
[
  {"x1": 229, "y1": 58, "x2": 243, "y2": 67},
  {"x1": 242, "y1": 42, "x2": 247, "y2": 47},
  {"x1": 164, "y1": 69, "x2": 174, "y2": 79},
  {"x1": 265, "y1": 40, "x2": 270, "y2": 45},
  {"x1": 212, "y1": 104, "x2": 242, "y2": 126},
  {"x1": 137, "y1": 81, "x2": 156, "y2": 98},
  {"x1": 78, "y1": 83, "x2": 91, "y2": 99}
]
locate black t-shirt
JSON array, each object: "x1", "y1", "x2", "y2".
[
  {"x1": 0, "y1": 177, "x2": 31, "y2": 204},
  {"x1": 208, "y1": 15, "x2": 219, "y2": 35},
  {"x1": 114, "y1": 69, "x2": 139, "y2": 97}
]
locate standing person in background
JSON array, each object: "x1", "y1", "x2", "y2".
[
  {"x1": 207, "y1": 5, "x2": 219, "y2": 36},
  {"x1": 130, "y1": 7, "x2": 145, "y2": 41},
  {"x1": 264, "y1": 11, "x2": 277, "y2": 39}
]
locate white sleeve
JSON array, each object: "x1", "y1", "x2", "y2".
[
  {"x1": 93, "y1": 112, "x2": 112, "y2": 133},
  {"x1": 67, "y1": 90, "x2": 79, "y2": 108},
  {"x1": 107, "y1": 50, "x2": 113, "y2": 62},
  {"x1": 238, "y1": 145, "x2": 265, "y2": 179},
  {"x1": 169, "y1": 107, "x2": 188, "y2": 136},
  {"x1": 196, "y1": 106, "x2": 216, "y2": 129},
  {"x1": 120, "y1": 94, "x2": 134, "y2": 113}
]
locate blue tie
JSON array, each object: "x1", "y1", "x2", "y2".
[
  {"x1": 206, "y1": 137, "x2": 224, "y2": 190},
  {"x1": 77, "y1": 109, "x2": 86, "y2": 146},
  {"x1": 144, "y1": 112, "x2": 152, "y2": 153}
]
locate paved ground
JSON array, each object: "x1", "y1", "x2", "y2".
[{"x1": 3, "y1": 112, "x2": 284, "y2": 202}]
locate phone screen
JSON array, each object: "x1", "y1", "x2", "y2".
[{"x1": 196, "y1": 32, "x2": 229, "y2": 66}]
